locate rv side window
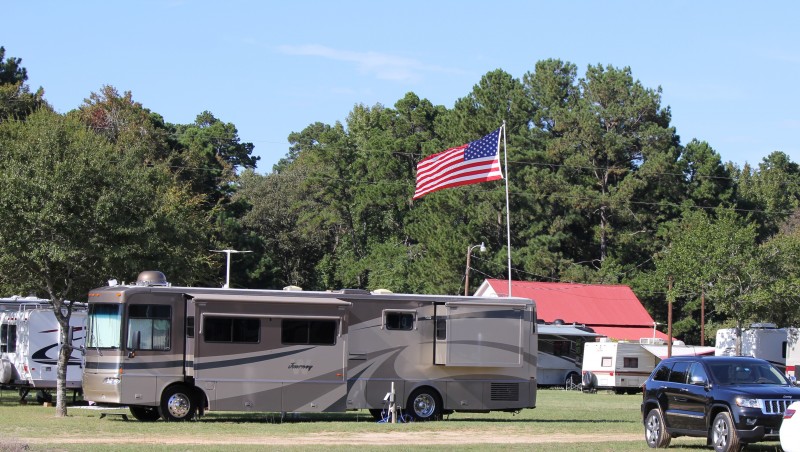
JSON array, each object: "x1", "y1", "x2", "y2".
[
  {"x1": 601, "y1": 357, "x2": 612, "y2": 367},
  {"x1": 1, "y1": 324, "x2": 15, "y2": 353},
  {"x1": 187, "y1": 316, "x2": 194, "y2": 338},
  {"x1": 623, "y1": 357, "x2": 639, "y2": 368},
  {"x1": 385, "y1": 312, "x2": 414, "y2": 331},
  {"x1": 653, "y1": 363, "x2": 671, "y2": 381},
  {"x1": 281, "y1": 319, "x2": 336, "y2": 345},
  {"x1": 435, "y1": 318, "x2": 446, "y2": 340},
  {"x1": 127, "y1": 304, "x2": 171, "y2": 351},
  {"x1": 204, "y1": 317, "x2": 260, "y2": 343}
]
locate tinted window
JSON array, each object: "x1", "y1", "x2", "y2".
[
  {"x1": 435, "y1": 318, "x2": 447, "y2": 340},
  {"x1": 0, "y1": 324, "x2": 16, "y2": 353},
  {"x1": 653, "y1": 363, "x2": 671, "y2": 382},
  {"x1": 282, "y1": 319, "x2": 336, "y2": 345},
  {"x1": 623, "y1": 357, "x2": 639, "y2": 368},
  {"x1": 385, "y1": 312, "x2": 414, "y2": 331},
  {"x1": 668, "y1": 361, "x2": 690, "y2": 384},
  {"x1": 204, "y1": 317, "x2": 260, "y2": 343}
]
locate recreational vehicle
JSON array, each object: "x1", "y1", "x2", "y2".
[
  {"x1": 581, "y1": 339, "x2": 715, "y2": 394},
  {"x1": 715, "y1": 324, "x2": 789, "y2": 370},
  {"x1": 787, "y1": 330, "x2": 800, "y2": 380},
  {"x1": 536, "y1": 323, "x2": 600, "y2": 387},
  {"x1": 0, "y1": 297, "x2": 86, "y2": 399},
  {"x1": 82, "y1": 271, "x2": 538, "y2": 422}
]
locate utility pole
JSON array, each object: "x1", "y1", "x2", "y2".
[{"x1": 667, "y1": 276, "x2": 673, "y2": 358}]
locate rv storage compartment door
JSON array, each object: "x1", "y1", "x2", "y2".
[{"x1": 441, "y1": 302, "x2": 525, "y2": 367}]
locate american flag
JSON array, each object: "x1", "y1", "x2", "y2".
[{"x1": 413, "y1": 128, "x2": 503, "y2": 199}]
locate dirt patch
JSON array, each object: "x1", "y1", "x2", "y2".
[{"x1": 22, "y1": 432, "x2": 641, "y2": 446}]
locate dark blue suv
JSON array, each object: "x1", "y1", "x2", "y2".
[{"x1": 641, "y1": 356, "x2": 800, "y2": 451}]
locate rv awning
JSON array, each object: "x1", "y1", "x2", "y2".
[
  {"x1": 590, "y1": 326, "x2": 668, "y2": 341},
  {"x1": 537, "y1": 325, "x2": 602, "y2": 337},
  {"x1": 641, "y1": 345, "x2": 716, "y2": 360}
]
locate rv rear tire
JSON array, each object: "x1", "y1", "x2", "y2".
[
  {"x1": 130, "y1": 405, "x2": 161, "y2": 422},
  {"x1": 159, "y1": 385, "x2": 197, "y2": 421},
  {"x1": 407, "y1": 387, "x2": 442, "y2": 421}
]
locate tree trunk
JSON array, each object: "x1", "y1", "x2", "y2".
[{"x1": 55, "y1": 324, "x2": 71, "y2": 417}]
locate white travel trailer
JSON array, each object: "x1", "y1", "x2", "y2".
[
  {"x1": 0, "y1": 297, "x2": 86, "y2": 399},
  {"x1": 715, "y1": 324, "x2": 789, "y2": 370},
  {"x1": 787, "y1": 330, "x2": 800, "y2": 380},
  {"x1": 536, "y1": 323, "x2": 601, "y2": 387},
  {"x1": 82, "y1": 271, "x2": 538, "y2": 422},
  {"x1": 582, "y1": 338, "x2": 715, "y2": 394}
]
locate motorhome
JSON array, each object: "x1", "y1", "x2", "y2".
[
  {"x1": 0, "y1": 297, "x2": 86, "y2": 399},
  {"x1": 715, "y1": 324, "x2": 789, "y2": 370},
  {"x1": 582, "y1": 338, "x2": 715, "y2": 394},
  {"x1": 536, "y1": 323, "x2": 600, "y2": 388},
  {"x1": 82, "y1": 271, "x2": 538, "y2": 422}
]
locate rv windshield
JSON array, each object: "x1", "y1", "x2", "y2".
[{"x1": 87, "y1": 304, "x2": 121, "y2": 349}]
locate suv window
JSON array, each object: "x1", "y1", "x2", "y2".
[
  {"x1": 652, "y1": 363, "x2": 671, "y2": 382},
  {"x1": 668, "y1": 361, "x2": 690, "y2": 384}
]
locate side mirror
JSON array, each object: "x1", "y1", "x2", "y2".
[
  {"x1": 78, "y1": 344, "x2": 85, "y2": 356},
  {"x1": 690, "y1": 374, "x2": 707, "y2": 386}
]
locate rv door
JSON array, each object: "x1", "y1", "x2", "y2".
[{"x1": 434, "y1": 302, "x2": 526, "y2": 367}]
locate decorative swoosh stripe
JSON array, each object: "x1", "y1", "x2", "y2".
[{"x1": 195, "y1": 347, "x2": 315, "y2": 371}]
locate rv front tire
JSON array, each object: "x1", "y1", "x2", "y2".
[
  {"x1": 159, "y1": 385, "x2": 197, "y2": 421},
  {"x1": 407, "y1": 387, "x2": 442, "y2": 421}
]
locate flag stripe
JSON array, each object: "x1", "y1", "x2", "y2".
[{"x1": 413, "y1": 128, "x2": 503, "y2": 199}]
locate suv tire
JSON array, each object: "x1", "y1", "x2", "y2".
[
  {"x1": 644, "y1": 408, "x2": 671, "y2": 448},
  {"x1": 711, "y1": 411, "x2": 742, "y2": 452}
]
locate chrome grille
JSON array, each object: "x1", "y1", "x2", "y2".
[
  {"x1": 490, "y1": 383, "x2": 519, "y2": 401},
  {"x1": 761, "y1": 399, "x2": 797, "y2": 415}
]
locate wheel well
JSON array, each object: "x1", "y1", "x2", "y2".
[
  {"x1": 162, "y1": 383, "x2": 207, "y2": 409},
  {"x1": 643, "y1": 400, "x2": 660, "y2": 417},
  {"x1": 707, "y1": 404, "x2": 731, "y2": 430}
]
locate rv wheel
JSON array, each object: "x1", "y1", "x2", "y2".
[
  {"x1": 407, "y1": 387, "x2": 442, "y2": 421},
  {"x1": 35, "y1": 390, "x2": 53, "y2": 404},
  {"x1": 159, "y1": 385, "x2": 197, "y2": 421},
  {"x1": 130, "y1": 405, "x2": 161, "y2": 422}
]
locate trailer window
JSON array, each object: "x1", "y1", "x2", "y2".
[
  {"x1": 623, "y1": 357, "x2": 639, "y2": 368},
  {"x1": 127, "y1": 304, "x2": 171, "y2": 351},
  {"x1": 282, "y1": 319, "x2": 336, "y2": 345},
  {"x1": 1, "y1": 324, "x2": 16, "y2": 353},
  {"x1": 385, "y1": 312, "x2": 414, "y2": 331},
  {"x1": 435, "y1": 318, "x2": 446, "y2": 340},
  {"x1": 601, "y1": 357, "x2": 612, "y2": 367},
  {"x1": 87, "y1": 304, "x2": 121, "y2": 349},
  {"x1": 204, "y1": 317, "x2": 260, "y2": 343}
]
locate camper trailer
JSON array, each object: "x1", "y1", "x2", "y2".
[
  {"x1": 0, "y1": 297, "x2": 86, "y2": 397},
  {"x1": 582, "y1": 339, "x2": 715, "y2": 394},
  {"x1": 787, "y1": 330, "x2": 800, "y2": 380},
  {"x1": 82, "y1": 271, "x2": 538, "y2": 422},
  {"x1": 536, "y1": 323, "x2": 600, "y2": 388},
  {"x1": 715, "y1": 324, "x2": 789, "y2": 370}
]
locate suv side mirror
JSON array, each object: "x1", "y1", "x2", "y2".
[{"x1": 690, "y1": 374, "x2": 707, "y2": 386}]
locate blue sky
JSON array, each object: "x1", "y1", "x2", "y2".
[{"x1": 4, "y1": 1, "x2": 799, "y2": 172}]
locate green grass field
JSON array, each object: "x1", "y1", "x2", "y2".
[{"x1": 0, "y1": 388, "x2": 784, "y2": 451}]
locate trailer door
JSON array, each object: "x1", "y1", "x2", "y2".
[{"x1": 434, "y1": 302, "x2": 526, "y2": 367}]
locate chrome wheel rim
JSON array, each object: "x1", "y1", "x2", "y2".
[
  {"x1": 713, "y1": 417, "x2": 728, "y2": 448},
  {"x1": 167, "y1": 392, "x2": 191, "y2": 419},
  {"x1": 413, "y1": 393, "x2": 436, "y2": 418},
  {"x1": 645, "y1": 413, "x2": 660, "y2": 445}
]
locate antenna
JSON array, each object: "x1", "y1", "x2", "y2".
[{"x1": 211, "y1": 249, "x2": 252, "y2": 288}]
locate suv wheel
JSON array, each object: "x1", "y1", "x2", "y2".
[
  {"x1": 711, "y1": 411, "x2": 742, "y2": 452},
  {"x1": 644, "y1": 408, "x2": 671, "y2": 448}
]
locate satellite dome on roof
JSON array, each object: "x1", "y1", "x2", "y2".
[{"x1": 136, "y1": 271, "x2": 169, "y2": 287}]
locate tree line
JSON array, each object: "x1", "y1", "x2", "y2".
[{"x1": 1, "y1": 47, "x2": 798, "y2": 352}]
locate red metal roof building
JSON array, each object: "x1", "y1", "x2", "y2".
[{"x1": 474, "y1": 279, "x2": 668, "y2": 341}]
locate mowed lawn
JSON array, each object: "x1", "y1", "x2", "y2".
[{"x1": 0, "y1": 388, "x2": 783, "y2": 451}]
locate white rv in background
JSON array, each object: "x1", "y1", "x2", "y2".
[
  {"x1": 582, "y1": 338, "x2": 715, "y2": 394},
  {"x1": 0, "y1": 297, "x2": 86, "y2": 400},
  {"x1": 536, "y1": 323, "x2": 600, "y2": 387},
  {"x1": 715, "y1": 324, "x2": 789, "y2": 370},
  {"x1": 787, "y1": 331, "x2": 800, "y2": 380}
]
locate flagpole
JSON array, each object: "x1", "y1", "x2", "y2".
[{"x1": 502, "y1": 121, "x2": 512, "y2": 297}]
